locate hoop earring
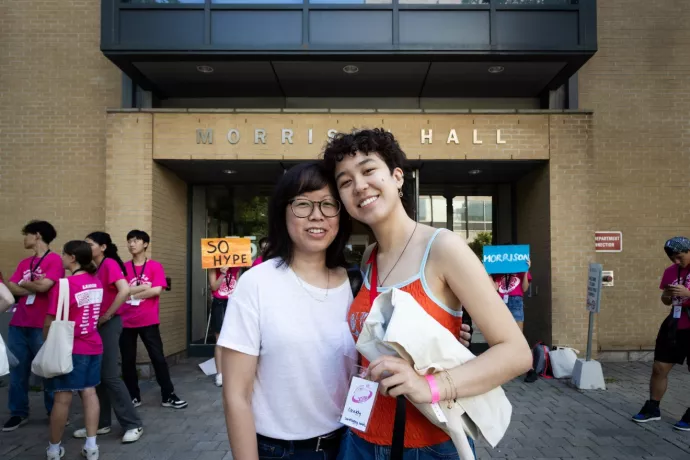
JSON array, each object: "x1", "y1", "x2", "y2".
[{"x1": 398, "y1": 189, "x2": 403, "y2": 198}]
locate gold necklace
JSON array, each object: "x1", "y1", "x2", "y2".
[{"x1": 292, "y1": 268, "x2": 330, "y2": 302}]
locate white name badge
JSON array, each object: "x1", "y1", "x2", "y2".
[
  {"x1": 129, "y1": 296, "x2": 141, "y2": 306},
  {"x1": 673, "y1": 305, "x2": 683, "y2": 319},
  {"x1": 26, "y1": 294, "x2": 36, "y2": 305},
  {"x1": 503, "y1": 295, "x2": 509, "y2": 304},
  {"x1": 340, "y1": 376, "x2": 379, "y2": 432}
]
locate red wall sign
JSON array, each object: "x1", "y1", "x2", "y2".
[{"x1": 595, "y1": 231, "x2": 622, "y2": 252}]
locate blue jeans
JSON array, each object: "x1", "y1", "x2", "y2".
[
  {"x1": 337, "y1": 429, "x2": 475, "y2": 460},
  {"x1": 7, "y1": 326, "x2": 54, "y2": 417},
  {"x1": 506, "y1": 296, "x2": 524, "y2": 322},
  {"x1": 258, "y1": 434, "x2": 341, "y2": 460}
]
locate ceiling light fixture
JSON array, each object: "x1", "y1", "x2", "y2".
[
  {"x1": 222, "y1": 169, "x2": 237, "y2": 175},
  {"x1": 488, "y1": 66, "x2": 505, "y2": 74},
  {"x1": 197, "y1": 65, "x2": 214, "y2": 74},
  {"x1": 468, "y1": 169, "x2": 482, "y2": 175},
  {"x1": 343, "y1": 65, "x2": 359, "y2": 74}
]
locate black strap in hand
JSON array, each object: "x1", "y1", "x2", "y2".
[{"x1": 390, "y1": 396, "x2": 406, "y2": 460}]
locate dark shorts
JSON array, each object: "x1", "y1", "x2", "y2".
[
  {"x1": 211, "y1": 297, "x2": 229, "y2": 334},
  {"x1": 654, "y1": 316, "x2": 690, "y2": 365},
  {"x1": 45, "y1": 354, "x2": 102, "y2": 393},
  {"x1": 506, "y1": 296, "x2": 524, "y2": 322}
]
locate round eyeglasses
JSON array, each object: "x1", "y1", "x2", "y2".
[{"x1": 289, "y1": 198, "x2": 341, "y2": 218}]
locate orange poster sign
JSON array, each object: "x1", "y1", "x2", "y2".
[{"x1": 201, "y1": 238, "x2": 252, "y2": 269}]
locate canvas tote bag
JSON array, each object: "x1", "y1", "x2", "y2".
[
  {"x1": 31, "y1": 278, "x2": 74, "y2": 378},
  {"x1": 356, "y1": 288, "x2": 512, "y2": 460},
  {"x1": 0, "y1": 333, "x2": 9, "y2": 377},
  {"x1": 549, "y1": 346, "x2": 579, "y2": 379}
]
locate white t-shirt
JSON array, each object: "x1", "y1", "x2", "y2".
[{"x1": 217, "y1": 258, "x2": 357, "y2": 440}]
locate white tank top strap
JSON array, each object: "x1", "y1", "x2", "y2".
[{"x1": 419, "y1": 228, "x2": 445, "y2": 276}]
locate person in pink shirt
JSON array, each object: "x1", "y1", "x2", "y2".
[
  {"x1": 43, "y1": 240, "x2": 104, "y2": 460},
  {"x1": 251, "y1": 237, "x2": 268, "y2": 267},
  {"x1": 67, "y1": 232, "x2": 144, "y2": 444},
  {"x1": 208, "y1": 266, "x2": 241, "y2": 387},
  {"x1": 118, "y1": 230, "x2": 188, "y2": 410},
  {"x1": 3, "y1": 220, "x2": 64, "y2": 433},
  {"x1": 492, "y1": 258, "x2": 532, "y2": 332},
  {"x1": 633, "y1": 237, "x2": 690, "y2": 431}
]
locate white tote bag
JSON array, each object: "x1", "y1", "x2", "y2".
[
  {"x1": 549, "y1": 347, "x2": 579, "y2": 379},
  {"x1": 0, "y1": 333, "x2": 9, "y2": 377},
  {"x1": 31, "y1": 278, "x2": 74, "y2": 378}
]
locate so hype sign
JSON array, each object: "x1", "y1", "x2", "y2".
[
  {"x1": 482, "y1": 245, "x2": 530, "y2": 275},
  {"x1": 201, "y1": 237, "x2": 253, "y2": 269}
]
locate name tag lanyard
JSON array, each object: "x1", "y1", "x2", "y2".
[
  {"x1": 132, "y1": 259, "x2": 148, "y2": 286},
  {"x1": 29, "y1": 250, "x2": 51, "y2": 281}
]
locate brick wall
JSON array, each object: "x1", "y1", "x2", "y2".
[
  {"x1": 579, "y1": 1, "x2": 690, "y2": 351},
  {"x1": 152, "y1": 163, "x2": 188, "y2": 357},
  {"x1": 105, "y1": 113, "x2": 189, "y2": 361},
  {"x1": 0, "y1": 0, "x2": 120, "y2": 276},
  {"x1": 517, "y1": 163, "x2": 552, "y2": 347},
  {"x1": 548, "y1": 115, "x2": 597, "y2": 354}
]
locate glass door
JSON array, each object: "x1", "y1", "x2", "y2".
[{"x1": 189, "y1": 184, "x2": 271, "y2": 356}]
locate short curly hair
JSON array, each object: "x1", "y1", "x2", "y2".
[{"x1": 321, "y1": 128, "x2": 414, "y2": 217}]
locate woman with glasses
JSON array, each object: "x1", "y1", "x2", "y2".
[{"x1": 218, "y1": 162, "x2": 357, "y2": 460}]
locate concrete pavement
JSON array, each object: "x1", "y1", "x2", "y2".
[{"x1": 1, "y1": 360, "x2": 689, "y2": 460}]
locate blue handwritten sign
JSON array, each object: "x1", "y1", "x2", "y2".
[{"x1": 482, "y1": 245, "x2": 530, "y2": 275}]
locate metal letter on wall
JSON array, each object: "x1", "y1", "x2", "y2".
[
  {"x1": 328, "y1": 129, "x2": 338, "y2": 139},
  {"x1": 196, "y1": 128, "x2": 213, "y2": 144},
  {"x1": 282, "y1": 129, "x2": 294, "y2": 145},
  {"x1": 497, "y1": 129, "x2": 506, "y2": 144},
  {"x1": 472, "y1": 129, "x2": 483, "y2": 145},
  {"x1": 421, "y1": 129, "x2": 433, "y2": 144},
  {"x1": 446, "y1": 129, "x2": 459, "y2": 144},
  {"x1": 254, "y1": 129, "x2": 266, "y2": 144},
  {"x1": 227, "y1": 129, "x2": 240, "y2": 144}
]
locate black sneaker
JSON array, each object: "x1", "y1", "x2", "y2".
[
  {"x1": 673, "y1": 408, "x2": 690, "y2": 431},
  {"x1": 632, "y1": 400, "x2": 661, "y2": 423},
  {"x1": 524, "y1": 369, "x2": 538, "y2": 383},
  {"x1": 161, "y1": 394, "x2": 188, "y2": 409},
  {"x1": 2, "y1": 416, "x2": 28, "y2": 432}
]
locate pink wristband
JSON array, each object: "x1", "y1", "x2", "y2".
[{"x1": 425, "y1": 374, "x2": 441, "y2": 404}]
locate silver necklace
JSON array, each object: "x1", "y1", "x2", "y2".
[
  {"x1": 292, "y1": 268, "x2": 330, "y2": 302},
  {"x1": 377, "y1": 222, "x2": 418, "y2": 287}
]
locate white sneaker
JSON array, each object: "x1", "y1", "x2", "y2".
[
  {"x1": 81, "y1": 446, "x2": 99, "y2": 460},
  {"x1": 73, "y1": 427, "x2": 111, "y2": 438},
  {"x1": 215, "y1": 373, "x2": 223, "y2": 387},
  {"x1": 46, "y1": 446, "x2": 65, "y2": 460},
  {"x1": 122, "y1": 427, "x2": 143, "y2": 444}
]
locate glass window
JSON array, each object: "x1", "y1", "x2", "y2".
[
  {"x1": 311, "y1": 0, "x2": 391, "y2": 3},
  {"x1": 418, "y1": 196, "x2": 430, "y2": 223},
  {"x1": 122, "y1": 0, "x2": 205, "y2": 4},
  {"x1": 399, "y1": 0, "x2": 488, "y2": 4},
  {"x1": 468, "y1": 200, "x2": 484, "y2": 222},
  {"x1": 494, "y1": 0, "x2": 569, "y2": 4}
]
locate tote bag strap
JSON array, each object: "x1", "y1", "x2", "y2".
[
  {"x1": 368, "y1": 248, "x2": 406, "y2": 460},
  {"x1": 56, "y1": 278, "x2": 70, "y2": 322}
]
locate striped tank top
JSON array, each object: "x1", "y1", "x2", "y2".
[{"x1": 347, "y1": 228, "x2": 464, "y2": 448}]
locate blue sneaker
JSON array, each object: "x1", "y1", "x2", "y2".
[
  {"x1": 632, "y1": 400, "x2": 661, "y2": 423},
  {"x1": 673, "y1": 408, "x2": 690, "y2": 431}
]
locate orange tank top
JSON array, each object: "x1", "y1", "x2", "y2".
[{"x1": 347, "y1": 229, "x2": 464, "y2": 448}]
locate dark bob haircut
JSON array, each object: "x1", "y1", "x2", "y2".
[
  {"x1": 264, "y1": 161, "x2": 351, "y2": 269},
  {"x1": 22, "y1": 220, "x2": 57, "y2": 244},
  {"x1": 321, "y1": 128, "x2": 414, "y2": 217}
]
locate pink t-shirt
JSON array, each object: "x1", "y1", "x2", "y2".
[
  {"x1": 96, "y1": 258, "x2": 126, "y2": 318},
  {"x1": 119, "y1": 259, "x2": 167, "y2": 329},
  {"x1": 47, "y1": 273, "x2": 103, "y2": 355},
  {"x1": 9, "y1": 251, "x2": 65, "y2": 329},
  {"x1": 660, "y1": 264, "x2": 690, "y2": 330},
  {"x1": 211, "y1": 268, "x2": 240, "y2": 299},
  {"x1": 251, "y1": 256, "x2": 264, "y2": 267},
  {"x1": 493, "y1": 272, "x2": 532, "y2": 297}
]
